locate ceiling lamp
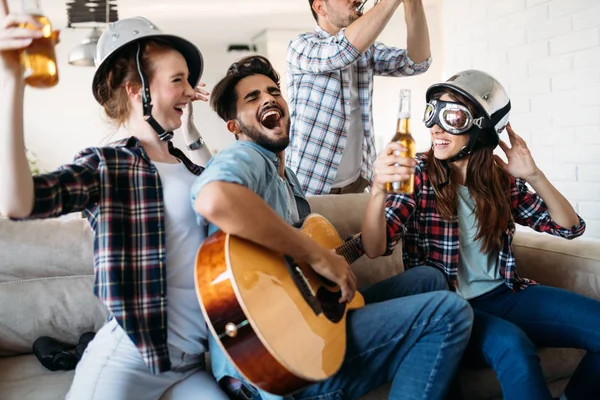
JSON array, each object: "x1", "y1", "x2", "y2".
[
  {"x1": 66, "y1": 0, "x2": 118, "y2": 67},
  {"x1": 68, "y1": 27, "x2": 102, "y2": 67}
]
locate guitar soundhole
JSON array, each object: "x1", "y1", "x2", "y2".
[
  {"x1": 284, "y1": 256, "x2": 346, "y2": 323},
  {"x1": 316, "y1": 288, "x2": 345, "y2": 323},
  {"x1": 284, "y1": 256, "x2": 323, "y2": 316},
  {"x1": 319, "y1": 276, "x2": 336, "y2": 288}
]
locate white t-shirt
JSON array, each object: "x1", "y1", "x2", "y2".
[
  {"x1": 153, "y1": 161, "x2": 209, "y2": 359},
  {"x1": 332, "y1": 64, "x2": 364, "y2": 188}
]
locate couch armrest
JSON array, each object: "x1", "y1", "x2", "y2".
[{"x1": 513, "y1": 231, "x2": 600, "y2": 301}]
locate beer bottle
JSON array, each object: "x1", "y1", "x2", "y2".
[
  {"x1": 385, "y1": 89, "x2": 416, "y2": 194},
  {"x1": 19, "y1": 0, "x2": 59, "y2": 88}
]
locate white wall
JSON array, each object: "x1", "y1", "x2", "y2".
[
  {"x1": 22, "y1": 29, "x2": 107, "y2": 170},
  {"x1": 441, "y1": 0, "x2": 600, "y2": 238},
  {"x1": 373, "y1": 1, "x2": 444, "y2": 152}
]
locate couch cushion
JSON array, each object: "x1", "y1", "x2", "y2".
[
  {"x1": 0, "y1": 218, "x2": 107, "y2": 355},
  {"x1": 514, "y1": 231, "x2": 600, "y2": 302},
  {"x1": 0, "y1": 275, "x2": 108, "y2": 356},
  {"x1": 0, "y1": 217, "x2": 93, "y2": 280},
  {"x1": 0, "y1": 354, "x2": 73, "y2": 400}
]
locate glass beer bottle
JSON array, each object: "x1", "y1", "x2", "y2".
[
  {"x1": 19, "y1": 0, "x2": 59, "y2": 88},
  {"x1": 385, "y1": 89, "x2": 416, "y2": 194}
]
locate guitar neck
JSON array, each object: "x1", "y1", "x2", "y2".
[{"x1": 335, "y1": 235, "x2": 363, "y2": 265}]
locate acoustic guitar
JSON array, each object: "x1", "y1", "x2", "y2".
[{"x1": 194, "y1": 214, "x2": 365, "y2": 395}]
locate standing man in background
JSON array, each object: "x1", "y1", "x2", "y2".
[{"x1": 286, "y1": 0, "x2": 432, "y2": 195}]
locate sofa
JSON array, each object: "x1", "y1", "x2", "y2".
[{"x1": 0, "y1": 193, "x2": 599, "y2": 400}]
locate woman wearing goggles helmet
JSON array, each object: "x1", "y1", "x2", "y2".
[
  {"x1": 362, "y1": 70, "x2": 598, "y2": 400},
  {"x1": 0, "y1": 14, "x2": 227, "y2": 399}
]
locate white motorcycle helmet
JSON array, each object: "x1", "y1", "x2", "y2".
[
  {"x1": 425, "y1": 70, "x2": 511, "y2": 162},
  {"x1": 92, "y1": 17, "x2": 204, "y2": 141}
]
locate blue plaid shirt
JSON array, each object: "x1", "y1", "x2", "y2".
[
  {"x1": 24, "y1": 137, "x2": 202, "y2": 374},
  {"x1": 285, "y1": 26, "x2": 432, "y2": 195}
]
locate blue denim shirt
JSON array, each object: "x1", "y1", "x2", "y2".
[{"x1": 191, "y1": 141, "x2": 311, "y2": 400}]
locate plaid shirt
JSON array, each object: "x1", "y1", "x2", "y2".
[
  {"x1": 26, "y1": 137, "x2": 202, "y2": 374},
  {"x1": 384, "y1": 154, "x2": 586, "y2": 290},
  {"x1": 285, "y1": 26, "x2": 432, "y2": 195}
]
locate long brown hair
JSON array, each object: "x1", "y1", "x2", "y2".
[{"x1": 426, "y1": 91, "x2": 512, "y2": 254}]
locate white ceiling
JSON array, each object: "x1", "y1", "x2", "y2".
[
  {"x1": 7, "y1": 0, "x2": 437, "y2": 46},
  {"x1": 8, "y1": 0, "x2": 316, "y2": 46}
]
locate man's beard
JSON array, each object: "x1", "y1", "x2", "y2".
[
  {"x1": 329, "y1": 10, "x2": 357, "y2": 27},
  {"x1": 238, "y1": 119, "x2": 290, "y2": 154}
]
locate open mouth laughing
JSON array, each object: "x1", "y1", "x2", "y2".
[
  {"x1": 434, "y1": 139, "x2": 451, "y2": 148},
  {"x1": 259, "y1": 106, "x2": 283, "y2": 130},
  {"x1": 174, "y1": 103, "x2": 187, "y2": 116}
]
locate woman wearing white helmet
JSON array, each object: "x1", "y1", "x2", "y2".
[
  {"x1": 361, "y1": 70, "x2": 600, "y2": 400},
  {"x1": 0, "y1": 13, "x2": 228, "y2": 399}
]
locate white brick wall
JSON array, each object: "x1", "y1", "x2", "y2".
[{"x1": 442, "y1": 0, "x2": 600, "y2": 239}]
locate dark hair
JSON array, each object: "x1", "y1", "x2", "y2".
[
  {"x1": 211, "y1": 55, "x2": 281, "y2": 122},
  {"x1": 426, "y1": 90, "x2": 512, "y2": 254},
  {"x1": 308, "y1": 0, "x2": 319, "y2": 22},
  {"x1": 94, "y1": 39, "x2": 175, "y2": 127}
]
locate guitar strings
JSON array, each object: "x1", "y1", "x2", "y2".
[{"x1": 335, "y1": 236, "x2": 362, "y2": 263}]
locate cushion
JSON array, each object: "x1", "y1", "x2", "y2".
[{"x1": 0, "y1": 218, "x2": 107, "y2": 355}]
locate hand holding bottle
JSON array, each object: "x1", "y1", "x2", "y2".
[
  {"x1": 385, "y1": 89, "x2": 416, "y2": 194},
  {"x1": 0, "y1": 10, "x2": 43, "y2": 78},
  {"x1": 373, "y1": 142, "x2": 416, "y2": 195},
  {"x1": 18, "y1": 0, "x2": 59, "y2": 88}
]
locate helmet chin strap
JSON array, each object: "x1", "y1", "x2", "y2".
[
  {"x1": 136, "y1": 43, "x2": 174, "y2": 142},
  {"x1": 438, "y1": 129, "x2": 482, "y2": 188},
  {"x1": 446, "y1": 129, "x2": 481, "y2": 163}
]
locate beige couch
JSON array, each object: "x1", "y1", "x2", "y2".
[{"x1": 1, "y1": 193, "x2": 599, "y2": 400}]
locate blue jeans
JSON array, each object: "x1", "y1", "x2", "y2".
[
  {"x1": 464, "y1": 284, "x2": 600, "y2": 400},
  {"x1": 287, "y1": 266, "x2": 473, "y2": 400}
]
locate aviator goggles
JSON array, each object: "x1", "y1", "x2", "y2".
[{"x1": 423, "y1": 99, "x2": 485, "y2": 135}]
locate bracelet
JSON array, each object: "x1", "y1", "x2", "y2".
[{"x1": 187, "y1": 137, "x2": 205, "y2": 151}]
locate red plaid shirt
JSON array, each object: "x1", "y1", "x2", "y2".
[
  {"x1": 384, "y1": 154, "x2": 586, "y2": 290},
  {"x1": 23, "y1": 137, "x2": 202, "y2": 374}
]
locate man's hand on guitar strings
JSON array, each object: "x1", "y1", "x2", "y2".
[{"x1": 308, "y1": 248, "x2": 357, "y2": 303}]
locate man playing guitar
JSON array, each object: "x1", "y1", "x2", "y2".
[{"x1": 191, "y1": 55, "x2": 473, "y2": 400}]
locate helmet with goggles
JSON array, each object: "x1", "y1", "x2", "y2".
[{"x1": 424, "y1": 70, "x2": 511, "y2": 162}]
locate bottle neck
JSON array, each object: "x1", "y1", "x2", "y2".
[
  {"x1": 397, "y1": 117, "x2": 411, "y2": 134},
  {"x1": 397, "y1": 89, "x2": 411, "y2": 135}
]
